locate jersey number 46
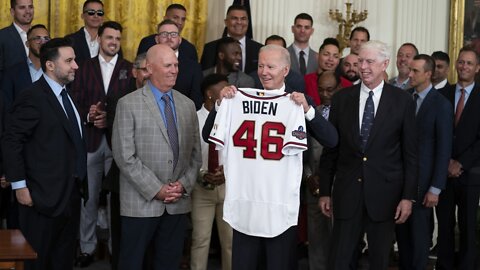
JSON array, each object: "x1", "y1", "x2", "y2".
[{"x1": 232, "y1": 120, "x2": 285, "y2": 160}]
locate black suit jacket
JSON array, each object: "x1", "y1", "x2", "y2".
[
  {"x1": 319, "y1": 83, "x2": 417, "y2": 221},
  {"x1": 175, "y1": 53, "x2": 203, "y2": 110},
  {"x1": 202, "y1": 84, "x2": 338, "y2": 149},
  {"x1": 1, "y1": 60, "x2": 33, "y2": 108},
  {"x1": 65, "y1": 27, "x2": 123, "y2": 66},
  {"x1": 2, "y1": 76, "x2": 87, "y2": 217},
  {"x1": 440, "y1": 84, "x2": 480, "y2": 186},
  {"x1": 136, "y1": 34, "x2": 198, "y2": 62},
  {"x1": 201, "y1": 38, "x2": 263, "y2": 74},
  {"x1": 407, "y1": 87, "x2": 452, "y2": 198},
  {"x1": 0, "y1": 24, "x2": 27, "y2": 84}
]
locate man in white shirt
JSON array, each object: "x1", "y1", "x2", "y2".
[
  {"x1": 65, "y1": 0, "x2": 105, "y2": 65},
  {"x1": 70, "y1": 21, "x2": 133, "y2": 268},
  {"x1": 0, "y1": 0, "x2": 34, "y2": 84},
  {"x1": 287, "y1": 13, "x2": 318, "y2": 76},
  {"x1": 431, "y1": 51, "x2": 451, "y2": 90}
]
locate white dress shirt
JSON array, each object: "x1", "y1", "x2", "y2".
[
  {"x1": 84, "y1": 28, "x2": 99, "y2": 58},
  {"x1": 359, "y1": 81, "x2": 384, "y2": 131},
  {"x1": 99, "y1": 54, "x2": 118, "y2": 93}
]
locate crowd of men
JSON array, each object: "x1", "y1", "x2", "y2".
[{"x1": 0, "y1": 0, "x2": 479, "y2": 270}]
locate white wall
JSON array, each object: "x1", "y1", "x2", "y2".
[{"x1": 206, "y1": 0, "x2": 450, "y2": 77}]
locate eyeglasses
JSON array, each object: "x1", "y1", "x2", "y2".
[
  {"x1": 28, "y1": 36, "x2": 51, "y2": 44},
  {"x1": 83, "y1": 9, "x2": 104, "y2": 16},
  {"x1": 157, "y1": 31, "x2": 179, "y2": 38}
]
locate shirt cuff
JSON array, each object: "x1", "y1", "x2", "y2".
[
  {"x1": 305, "y1": 106, "x2": 315, "y2": 121},
  {"x1": 428, "y1": 186, "x2": 441, "y2": 195},
  {"x1": 11, "y1": 180, "x2": 27, "y2": 190}
]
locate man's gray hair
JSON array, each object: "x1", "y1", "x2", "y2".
[
  {"x1": 259, "y1": 44, "x2": 291, "y2": 67},
  {"x1": 134, "y1": 52, "x2": 147, "y2": 68},
  {"x1": 359, "y1": 40, "x2": 391, "y2": 61}
]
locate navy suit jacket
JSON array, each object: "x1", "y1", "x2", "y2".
[
  {"x1": 2, "y1": 76, "x2": 87, "y2": 217},
  {"x1": 136, "y1": 34, "x2": 198, "y2": 62},
  {"x1": 175, "y1": 53, "x2": 203, "y2": 110},
  {"x1": 65, "y1": 27, "x2": 123, "y2": 66},
  {"x1": 1, "y1": 60, "x2": 34, "y2": 108},
  {"x1": 407, "y1": 87, "x2": 452, "y2": 199},
  {"x1": 0, "y1": 24, "x2": 27, "y2": 84},
  {"x1": 71, "y1": 56, "x2": 133, "y2": 153},
  {"x1": 319, "y1": 83, "x2": 417, "y2": 221},
  {"x1": 440, "y1": 84, "x2": 480, "y2": 186},
  {"x1": 201, "y1": 37, "x2": 263, "y2": 74}
]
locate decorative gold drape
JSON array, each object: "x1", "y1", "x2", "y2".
[{"x1": 0, "y1": 0, "x2": 207, "y2": 62}]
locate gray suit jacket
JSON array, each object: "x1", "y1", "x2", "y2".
[
  {"x1": 288, "y1": 45, "x2": 318, "y2": 75},
  {"x1": 112, "y1": 85, "x2": 202, "y2": 217}
]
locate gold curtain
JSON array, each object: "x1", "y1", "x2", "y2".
[{"x1": 0, "y1": 0, "x2": 207, "y2": 62}]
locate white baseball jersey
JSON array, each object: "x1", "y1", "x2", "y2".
[{"x1": 209, "y1": 88, "x2": 307, "y2": 237}]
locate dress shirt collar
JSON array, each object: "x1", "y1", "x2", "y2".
[
  {"x1": 360, "y1": 80, "x2": 384, "y2": 95},
  {"x1": 43, "y1": 73, "x2": 65, "y2": 95},
  {"x1": 98, "y1": 53, "x2": 118, "y2": 66},
  {"x1": 392, "y1": 77, "x2": 410, "y2": 89},
  {"x1": 434, "y1": 78, "x2": 448, "y2": 89},
  {"x1": 148, "y1": 80, "x2": 174, "y2": 103},
  {"x1": 292, "y1": 43, "x2": 310, "y2": 60},
  {"x1": 456, "y1": 82, "x2": 475, "y2": 96},
  {"x1": 414, "y1": 84, "x2": 433, "y2": 100},
  {"x1": 27, "y1": 57, "x2": 43, "y2": 82}
]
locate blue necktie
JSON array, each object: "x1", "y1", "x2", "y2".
[
  {"x1": 61, "y1": 88, "x2": 86, "y2": 179},
  {"x1": 360, "y1": 91, "x2": 374, "y2": 151},
  {"x1": 162, "y1": 95, "x2": 179, "y2": 168}
]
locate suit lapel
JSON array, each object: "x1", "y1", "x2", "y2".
[
  {"x1": 458, "y1": 84, "x2": 480, "y2": 127},
  {"x1": 416, "y1": 88, "x2": 435, "y2": 121},
  {"x1": 142, "y1": 86, "x2": 169, "y2": 142},
  {"x1": 347, "y1": 86, "x2": 362, "y2": 149},
  {"x1": 8, "y1": 24, "x2": 26, "y2": 58},
  {"x1": 93, "y1": 57, "x2": 106, "y2": 95},
  {"x1": 39, "y1": 77, "x2": 77, "y2": 142}
]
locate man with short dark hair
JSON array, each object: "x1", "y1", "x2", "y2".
[
  {"x1": 71, "y1": 21, "x2": 132, "y2": 267},
  {"x1": 0, "y1": 0, "x2": 34, "y2": 84},
  {"x1": 340, "y1": 53, "x2": 360, "y2": 84},
  {"x1": 389, "y1": 42, "x2": 419, "y2": 89},
  {"x1": 65, "y1": 0, "x2": 105, "y2": 66},
  {"x1": 203, "y1": 37, "x2": 254, "y2": 88},
  {"x1": 287, "y1": 13, "x2": 318, "y2": 75},
  {"x1": 431, "y1": 51, "x2": 451, "y2": 90},
  {"x1": 396, "y1": 54, "x2": 452, "y2": 270},
  {"x1": 136, "y1": 3, "x2": 198, "y2": 61},
  {"x1": 155, "y1": 19, "x2": 203, "y2": 109},
  {"x1": 349, "y1": 27, "x2": 370, "y2": 55},
  {"x1": 436, "y1": 46, "x2": 480, "y2": 270},
  {"x1": 2, "y1": 37, "x2": 87, "y2": 270},
  {"x1": 200, "y1": 4, "x2": 263, "y2": 74}
]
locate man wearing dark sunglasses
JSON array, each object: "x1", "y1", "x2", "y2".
[{"x1": 65, "y1": 0, "x2": 104, "y2": 66}]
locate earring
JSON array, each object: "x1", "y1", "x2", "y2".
[{"x1": 208, "y1": 96, "x2": 212, "y2": 99}]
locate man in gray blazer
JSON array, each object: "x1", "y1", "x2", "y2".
[
  {"x1": 112, "y1": 44, "x2": 202, "y2": 270},
  {"x1": 287, "y1": 13, "x2": 318, "y2": 76}
]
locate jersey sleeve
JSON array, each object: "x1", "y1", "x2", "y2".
[
  {"x1": 282, "y1": 102, "x2": 308, "y2": 155},
  {"x1": 208, "y1": 99, "x2": 232, "y2": 150}
]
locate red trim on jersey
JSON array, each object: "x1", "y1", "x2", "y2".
[
  {"x1": 238, "y1": 89, "x2": 289, "y2": 100},
  {"x1": 284, "y1": 141, "x2": 307, "y2": 149},
  {"x1": 209, "y1": 136, "x2": 224, "y2": 147}
]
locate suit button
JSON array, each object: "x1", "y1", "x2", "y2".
[
  {"x1": 358, "y1": 178, "x2": 362, "y2": 182},
  {"x1": 168, "y1": 160, "x2": 172, "y2": 164},
  {"x1": 363, "y1": 157, "x2": 367, "y2": 161}
]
